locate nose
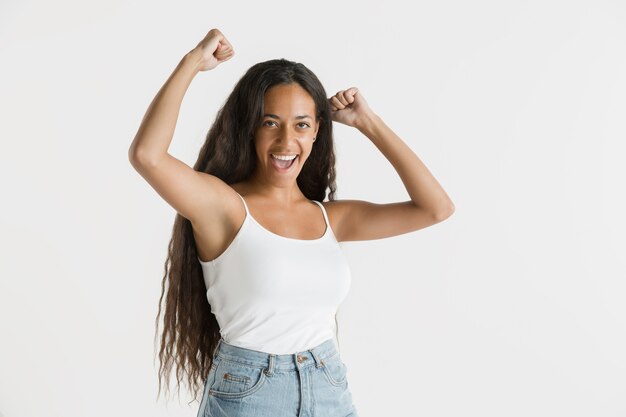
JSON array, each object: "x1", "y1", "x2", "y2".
[{"x1": 277, "y1": 124, "x2": 301, "y2": 142}]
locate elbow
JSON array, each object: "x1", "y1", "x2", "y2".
[
  {"x1": 128, "y1": 144, "x2": 142, "y2": 164},
  {"x1": 128, "y1": 148, "x2": 146, "y2": 171},
  {"x1": 128, "y1": 146, "x2": 139, "y2": 165},
  {"x1": 434, "y1": 203, "x2": 455, "y2": 222},
  {"x1": 128, "y1": 146, "x2": 157, "y2": 169}
]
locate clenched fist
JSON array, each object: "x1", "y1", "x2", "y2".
[
  {"x1": 329, "y1": 87, "x2": 375, "y2": 129},
  {"x1": 192, "y1": 28, "x2": 235, "y2": 71}
]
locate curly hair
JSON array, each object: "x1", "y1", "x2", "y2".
[{"x1": 154, "y1": 58, "x2": 340, "y2": 404}]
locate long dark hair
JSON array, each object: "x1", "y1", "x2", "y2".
[{"x1": 155, "y1": 58, "x2": 339, "y2": 403}]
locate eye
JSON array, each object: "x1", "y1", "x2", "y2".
[{"x1": 262, "y1": 121, "x2": 310, "y2": 128}]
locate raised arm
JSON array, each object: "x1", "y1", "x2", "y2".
[
  {"x1": 325, "y1": 87, "x2": 455, "y2": 242},
  {"x1": 129, "y1": 28, "x2": 234, "y2": 162},
  {"x1": 127, "y1": 29, "x2": 236, "y2": 225},
  {"x1": 357, "y1": 112, "x2": 455, "y2": 217}
]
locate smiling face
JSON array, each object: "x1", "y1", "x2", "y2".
[{"x1": 248, "y1": 82, "x2": 320, "y2": 188}]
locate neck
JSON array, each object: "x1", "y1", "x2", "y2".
[{"x1": 244, "y1": 172, "x2": 305, "y2": 206}]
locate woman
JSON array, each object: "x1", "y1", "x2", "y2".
[{"x1": 129, "y1": 28, "x2": 454, "y2": 417}]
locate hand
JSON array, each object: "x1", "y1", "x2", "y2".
[
  {"x1": 192, "y1": 28, "x2": 235, "y2": 71},
  {"x1": 328, "y1": 87, "x2": 375, "y2": 129}
]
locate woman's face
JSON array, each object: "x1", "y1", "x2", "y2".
[{"x1": 251, "y1": 82, "x2": 319, "y2": 186}]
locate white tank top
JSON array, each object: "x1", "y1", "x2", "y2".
[{"x1": 197, "y1": 192, "x2": 352, "y2": 354}]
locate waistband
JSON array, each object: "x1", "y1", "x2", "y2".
[{"x1": 213, "y1": 337, "x2": 340, "y2": 372}]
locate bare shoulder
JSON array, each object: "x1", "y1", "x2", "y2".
[
  {"x1": 319, "y1": 200, "x2": 350, "y2": 242},
  {"x1": 319, "y1": 200, "x2": 346, "y2": 219},
  {"x1": 192, "y1": 177, "x2": 246, "y2": 263},
  {"x1": 193, "y1": 174, "x2": 244, "y2": 228},
  {"x1": 320, "y1": 199, "x2": 370, "y2": 241}
]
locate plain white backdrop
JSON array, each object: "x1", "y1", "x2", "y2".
[{"x1": 1, "y1": 0, "x2": 625, "y2": 416}]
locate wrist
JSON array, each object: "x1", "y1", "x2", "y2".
[
  {"x1": 183, "y1": 48, "x2": 204, "y2": 72},
  {"x1": 356, "y1": 112, "x2": 380, "y2": 134}
]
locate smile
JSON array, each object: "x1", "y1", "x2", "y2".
[{"x1": 270, "y1": 154, "x2": 299, "y2": 172}]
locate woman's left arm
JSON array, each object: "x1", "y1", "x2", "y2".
[
  {"x1": 357, "y1": 112, "x2": 455, "y2": 217},
  {"x1": 327, "y1": 87, "x2": 454, "y2": 242}
]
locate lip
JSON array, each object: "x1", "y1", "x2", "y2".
[
  {"x1": 270, "y1": 154, "x2": 299, "y2": 173},
  {"x1": 270, "y1": 152, "x2": 299, "y2": 157}
]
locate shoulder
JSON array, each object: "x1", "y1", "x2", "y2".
[
  {"x1": 320, "y1": 200, "x2": 346, "y2": 217},
  {"x1": 319, "y1": 199, "x2": 366, "y2": 223},
  {"x1": 319, "y1": 200, "x2": 352, "y2": 241}
]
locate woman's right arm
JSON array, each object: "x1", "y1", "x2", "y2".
[
  {"x1": 128, "y1": 48, "x2": 203, "y2": 164},
  {"x1": 128, "y1": 29, "x2": 235, "y2": 224}
]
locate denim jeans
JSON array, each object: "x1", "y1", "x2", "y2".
[{"x1": 197, "y1": 337, "x2": 359, "y2": 417}]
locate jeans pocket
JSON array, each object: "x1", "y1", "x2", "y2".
[
  {"x1": 209, "y1": 356, "x2": 267, "y2": 399},
  {"x1": 321, "y1": 353, "x2": 347, "y2": 387},
  {"x1": 197, "y1": 360, "x2": 220, "y2": 417}
]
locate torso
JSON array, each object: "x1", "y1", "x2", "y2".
[{"x1": 193, "y1": 181, "x2": 339, "y2": 263}]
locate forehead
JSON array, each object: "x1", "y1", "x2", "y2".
[{"x1": 263, "y1": 83, "x2": 316, "y2": 112}]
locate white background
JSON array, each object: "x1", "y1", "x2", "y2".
[{"x1": 1, "y1": 0, "x2": 625, "y2": 416}]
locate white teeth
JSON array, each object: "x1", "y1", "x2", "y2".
[{"x1": 271, "y1": 154, "x2": 297, "y2": 161}]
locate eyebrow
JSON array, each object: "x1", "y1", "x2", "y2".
[{"x1": 263, "y1": 113, "x2": 312, "y2": 120}]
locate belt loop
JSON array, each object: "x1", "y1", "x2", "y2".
[
  {"x1": 264, "y1": 353, "x2": 275, "y2": 376},
  {"x1": 309, "y1": 347, "x2": 324, "y2": 368},
  {"x1": 213, "y1": 338, "x2": 223, "y2": 358}
]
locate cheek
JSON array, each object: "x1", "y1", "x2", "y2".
[
  {"x1": 300, "y1": 149, "x2": 313, "y2": 164},
  {"x1": 253, "y1": 139, "x2": 270, "y2": 155}
]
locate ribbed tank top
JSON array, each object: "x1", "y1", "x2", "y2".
[{"x1": 197, "y1": 192, "x2": 352, "y2": 355}]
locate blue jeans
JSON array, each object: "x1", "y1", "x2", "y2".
[{"x1": 197, "y1": 337, "x2": 359, "y2": 417}]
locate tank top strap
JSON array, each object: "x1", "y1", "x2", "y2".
[
  {"x1": 311, "y1": 200, "x2": 330, "y2": 230},
  {"x1": 234, "y1": 191, "x2": 250, "y2": 215}
]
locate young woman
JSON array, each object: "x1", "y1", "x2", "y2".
[{"x1": 129, "y1": 28, "x2": 454, "y2": 417}]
